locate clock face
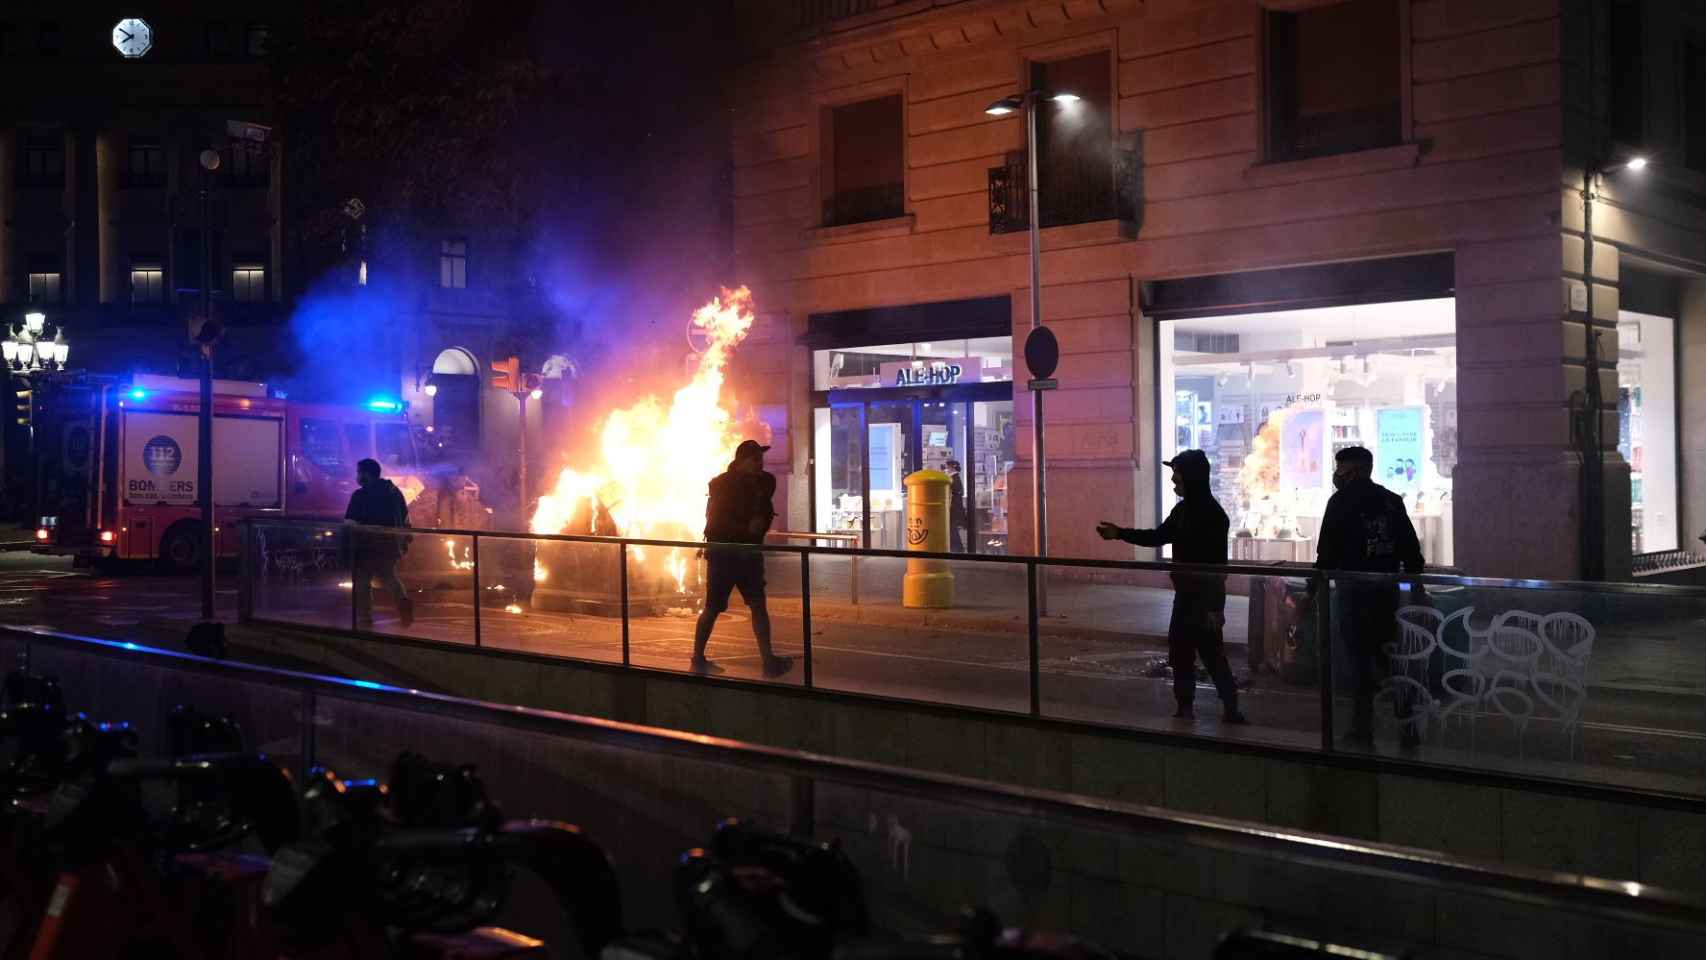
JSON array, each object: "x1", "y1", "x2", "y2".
[{"x1": 112, "y1": 18, "x2": 153, "y2": 59}]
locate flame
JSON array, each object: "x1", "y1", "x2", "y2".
[
  {"x1": 531, "y1": 287, "x2": 758, "y2": 594},
  {"x1": 445, "y1": 538, "x2": 474, "y2": 570},
  {"x1": 393, "y1": 474, "x2": 426, "y2": 506},
  {"x1": 504, "y1": 603, "x2": 523, "y2": 615},
  {"x1": 1237, "y1": 408, "x2": 1297, "y2": 538},
  {"x1": 1238, "y1": 409, "x2": 1290, "y2": 501},
  {"x1": 534, "y1": 561, "x2": 547, "y2": 583}
]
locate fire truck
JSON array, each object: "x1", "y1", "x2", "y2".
[{"x1": 31, "y1": 373, "x2": 419, "y2": 571}]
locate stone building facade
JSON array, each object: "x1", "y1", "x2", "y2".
[{"x1": 727, "y1": 0, "x2": 1706, "y2": 580}]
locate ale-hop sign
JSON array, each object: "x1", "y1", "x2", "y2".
[{"x1": 879, "y1": 359, "x2": 983, "y2": 387}]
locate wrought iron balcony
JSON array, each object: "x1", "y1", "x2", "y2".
[
  {"x1": 988, "y1": 146, "x2": 1141, "y2": 235},
  {"x1": 822, "y1": 182, "x2": 904, "y2": 228}
]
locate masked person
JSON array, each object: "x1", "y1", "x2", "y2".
[
  {"x1": 1097, "y1": 450, "x2": 1247, "y2": 723},
  {"x1": 345, "y1": 458, "x2": 414, "y2": 629},
  {"x1": 1305, "y1": 445, "x2": 1425, "y2": 749},
  {"x1": 691, "y1": 440, "x2": 794, "y2": 678}
]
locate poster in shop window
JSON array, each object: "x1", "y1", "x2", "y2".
[
  {"x1": 1377, "y1": 407, "x2": 1424, "y2": 495},
  {"x1": 1280, "y1": 409, "x2": 1324, "y2": 490}
]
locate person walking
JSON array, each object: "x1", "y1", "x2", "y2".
[
  {"x1": 945, "y1": 459, "x2": 967, "y2": 552},
  {"x1": 1097, "y1": 449, "x2": 1247, "y2": 723},
  {"x1": 344, "y1": 457, "x2": 414, "y2": 629},
  {"x1": 1304, "y1": 445, "x2": 1425, "y2": 749},
  {"x1": 691, "y1": 440, "x2": 794, "y2": 678}
]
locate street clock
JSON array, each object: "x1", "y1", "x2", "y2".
[{"x1": 112, "y1": 18, "x2": 153, "y2": 59}]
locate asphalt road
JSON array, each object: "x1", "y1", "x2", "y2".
[{"x1": 3, "y1": 550, "x2": 1705, "y2": 797}]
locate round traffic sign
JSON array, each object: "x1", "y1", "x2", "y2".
[{"x1": 1024, "y1": 326, "x2": 1059, "y2": 380}]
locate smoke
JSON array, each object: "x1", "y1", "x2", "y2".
[{"x1": 277, "y1": 268, "x2": 410, "y2": 406}]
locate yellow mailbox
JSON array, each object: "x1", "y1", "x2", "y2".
[{"x1": 902, "y1": 469, "x2": 955, "y2": 608}]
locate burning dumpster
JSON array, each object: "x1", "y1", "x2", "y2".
[{"x1": 528, "y1": 288, "x2": 762, "y2": 619}]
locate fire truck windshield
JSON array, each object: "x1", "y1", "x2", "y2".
[{"x1": 375, "y1": 422, "x2": 417, "y2": 471}]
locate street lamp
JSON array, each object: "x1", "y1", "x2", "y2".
[
  {"x1": 195, "y1": 146, "x2": 221, "y2": 623},
  {"x1": 983, "y1": 87, "x2": 1078, "y2": 567},
  {"x1": 3, "y1": 312, "x2": 70, "y2": 373}
]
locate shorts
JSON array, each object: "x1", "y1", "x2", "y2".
[{"x1": 704, "y1": 547, "x2": 766, "y2": 614}]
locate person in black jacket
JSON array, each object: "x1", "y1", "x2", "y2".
[
  {"x1": 1098, "y1": 450, "x2": 1248, "y2": 723},
  {"x1": 1306, "y1": 445, "x2": 1425, "y2": 749},
  {"x1": 946, "y1": 459, "x2": 967, "y2": 552},
  {"x1": 344, "y1": 458, "x2": 414, "y2": 629},
  {"x1": 691, "y1": 440, "x2": 794, "y2": 678}
]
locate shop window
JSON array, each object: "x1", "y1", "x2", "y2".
[
  {"x1": 822, "y1": 96, "x2": 903, "y2": 227},
  {"x1": 19, "y1": 135, "x2": 63, "y2": 188},
  {"x1": 1031, "y1": 50, "x2": 1115, "y2": 228},
  {"x1": 301, "y1": 418, "x2": 343, "y2": 470},
  {"x1": 27, "y1": 271, "x2": 61, "y2": 304},
  {"x1": 440, "y1": 239, "x2": 467, "y2": 288},
  {"x1": 246, "y1": 23, "x2": 270, "y2": 58},
  {"x1": 1618, "y1": 311, "x2": 1677, "y2": 554},
  {"x1": 812, "y1": 337, "x2": 1013, "y2": 390},
  {"x1": 126, "y1": 136, "x2": 166, "y2": 188},
  {"x1": 1265, "y1": 1, "x2": 1401, "y2": 162},
  {"x1": 129, "y1": 262, "x2": 164, "y2": 304},
  {"x1": 1157, "y1": 298, "x2": 1457, "y2": 567},
  {"x1": 232, "y1": 263, "x2": 266, "y2": 302}
]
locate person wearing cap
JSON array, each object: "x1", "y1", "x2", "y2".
[
  {"x1": 692, "y1": 439, "x2": 794, "y2": 678},
  {"x1": 1097, "y1": 449, "x2": 1247, "y2": 724},
  {"x1": 1302, "y1": 445, "x2": 1425, "y2": 749}
]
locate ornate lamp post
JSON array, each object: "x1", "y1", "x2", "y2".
[{"x1": 2, "y1": 312, "x2": 71, "y2": 373}]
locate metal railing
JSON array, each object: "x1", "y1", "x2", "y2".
[
  {"x1": 239, "y1": 517, "x2": 1706, "y2": 801},
  {"x1": 8, "y1": 621, "x2": 1706, "y2": 958},
  {"x1": 988, "y1": 146, "x2": 1139, "y2": 234}
]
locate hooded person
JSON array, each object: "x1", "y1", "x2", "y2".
[{"x1": 1097, "y1": 450, "x2": 1247, "y2": 723}]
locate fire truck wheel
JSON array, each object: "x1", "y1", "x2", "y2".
[{"x1": 159, "y1": 522, "x2": 203, "y2": 575}]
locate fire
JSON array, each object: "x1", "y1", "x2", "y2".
[
  {"x1": 531, "y1": 287, "x2": 759, "y2": 594},
  {"x1": 445, "y1": 538, "x2": 474, "y2": 570},
  {"x1": 534, "y1": 561, "x2": 547, "y2": 583},
  {"x1": 1237, "y1": 408, "x2": 1292, "y2": 538},
  {"x1": 393, "y1": 474, "x2": 426, "y2": 505}
]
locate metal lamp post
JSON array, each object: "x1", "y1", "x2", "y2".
[
  {"x1": 986, "y1": 89, "x2": 1078, "y2": 566},
  {"x1": 197, "y1": 148, "x2": 221, "y2": 622},
  {"x1": 4, "y1": 313, "x2": 70, "y2": 526}
]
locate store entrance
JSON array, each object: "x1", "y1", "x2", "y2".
[{"x1": 813, "y1": 385, "x2": 1013, "y2": 553}]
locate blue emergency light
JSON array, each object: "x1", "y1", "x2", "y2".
[
  {"x1": 366, "y1": 398, "x2": 404, "y2": 413},
  {"x1": 127, "y1": 388, "x2": 148, "y2": 401}
]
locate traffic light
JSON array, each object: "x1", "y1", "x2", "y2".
[
  {"x1": 489, "y1": 356, "x2": 520, "y2": 392},
  {"x1": 8, "y1": 380, "x2": 31, "y2": 429},
  {"x1": 187, "y1": 313, "x2": 223, "y2": 349}
]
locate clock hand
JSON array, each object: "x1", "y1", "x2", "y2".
[{"x1": 119, "y1": 29, "x2": 133, "y2": 42}]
